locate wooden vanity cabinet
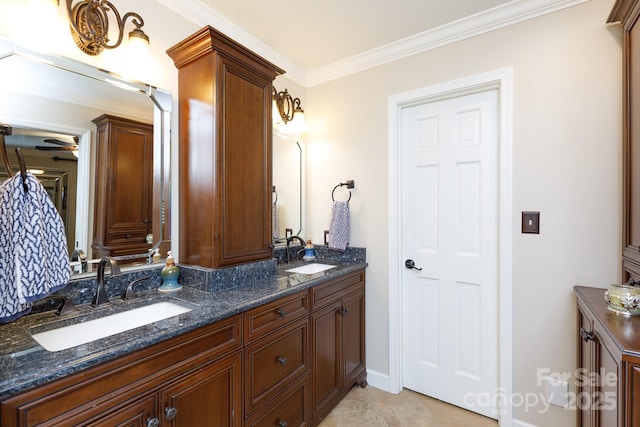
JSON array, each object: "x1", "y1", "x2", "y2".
[
  {"x1": 91, "y1": 114, "x2": 154, "y2": 260},
  {"x1": 167, "y1": 26, "x2": 285, "y2": 269},
  {"x1": 309, "y1": 270, "x2": 367, "y2": 425},
  {"x1": 1, "y1": 269, "x2": 367, "y2": 427},
  {"x1": 0, "y1": 315, "x2": 243, "y2": 427}
]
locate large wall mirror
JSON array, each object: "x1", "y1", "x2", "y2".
[
  {"x1": 272, "y1": 131, "x2": 305, "y2": 245},
  {"x1": 0, "y1": 38, "x2": 171, "y2": 276}
]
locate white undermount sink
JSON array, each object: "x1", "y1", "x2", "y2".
[
  {"x1": 285, "y1": 263, "x2": 336, "y2": 275},
  {"x1": 31, "y1": 301, "x2": 192, "y2": 352}
]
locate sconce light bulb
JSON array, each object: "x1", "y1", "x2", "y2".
[{"x1": 129, "y1": 28, "x2": 150, "y2": 46}]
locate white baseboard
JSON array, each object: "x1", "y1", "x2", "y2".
[
  {"x1": 512, "y1": 419, "x2": 537, "y2": 427},
  {"x1": 364, "y1": 369, "x2": 393, "y2": 393}
]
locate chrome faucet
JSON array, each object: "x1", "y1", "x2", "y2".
[
  {"x1": 285, "y1": 235, "x2": 306, "y2": 264},
  {"x1": 91, "y1": 257, "x2": 121, "y2": 307}
]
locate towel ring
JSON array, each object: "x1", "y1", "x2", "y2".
[
  {"x1": 272, "y1": 186, "x2": 278, "y2": 204},
  {"x1": 332, "y1": 184, "x2": 351, "y2": 202}
]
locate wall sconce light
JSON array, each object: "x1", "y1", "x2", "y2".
[
  {"x1": 272, "y1": 86, "x2": 307, "y2": 134},
  {"x1": 64, "y1": 0, "x2": 149, "y2": 56}
]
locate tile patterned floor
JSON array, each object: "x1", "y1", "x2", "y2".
[{"x1": 318, "y1": 386, "x2": 499, "y2": 427}]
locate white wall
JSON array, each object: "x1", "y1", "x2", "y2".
[{"x1": 304, "y1": 0, "x2": 621, "y2": 425}]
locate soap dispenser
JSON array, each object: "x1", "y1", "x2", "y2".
[
  {"x1": 303, "y1": 237, "x2": 316, "y2": 261},
  {"x1": 159, "y1": 251, "x2": 181, "y2": 293},
  {"x1": 152, "y1": 248, "x2": 161, "y2": 263}
]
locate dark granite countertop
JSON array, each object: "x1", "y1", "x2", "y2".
[{"x1": 0, "y1": 259, "x2": 366, "y2": 400}]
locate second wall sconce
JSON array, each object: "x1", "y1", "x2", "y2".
[
  {"x1": 272, "y1": 86, "x2": 307, "y2": 134},
  {"x1": 64, "y1": 0, "x2": 150, "y2": 56}
]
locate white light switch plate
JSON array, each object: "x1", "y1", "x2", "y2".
[{"x1": 545, "y1": 377, "x2": 569, "y2": 408}]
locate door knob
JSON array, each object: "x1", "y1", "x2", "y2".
[{"x1": 405, "y1": 259, "x2": 422, "y2": 271}]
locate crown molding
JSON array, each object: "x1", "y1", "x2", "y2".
[
  {"x1": 155, "y1": 0, "x2": 307, "y2": 85},
  {"x1": 157, "y1": 0, "x2": 589, "y2": 88},
  {"x1": 305, "y1": 0, "x2": 589, "y2": 86}
]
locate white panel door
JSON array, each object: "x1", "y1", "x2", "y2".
[{"x1": 401, "y1": 89, "x2": 498, "y2": 418}]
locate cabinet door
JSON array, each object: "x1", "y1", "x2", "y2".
[
  {"x1": 628, "y1": 363, "x2": 640, "y2": 426},
  {"x1": 215, "y1": 61, "x2": 273, "y2": 267},
  {"x1": 160, "y1": 351, "x2": 242, "y2": 427},
  {"x1": 85, "y1": 394, "x2": 157, "y2": 427},
  {"x1": 310, "y1": 299, "x2": 342, "y2": 421},
  {"x1": 341, "y1": 287, "x2": 366, "y2": 388},
  {"x1": 577, "y1": 310, "x2": 594, "y2": 427},
  {"x1": 593, "y1": 325, "x2": 620, "y2": 427}
]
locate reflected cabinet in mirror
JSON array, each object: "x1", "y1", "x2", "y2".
[{"x1": 0, "y1": 38, "x2": 171, "y2": 275}]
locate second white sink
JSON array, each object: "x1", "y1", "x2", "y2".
[
  {"x1": 31, "y1": 301, "x2": 192, "y2": 352},
  {"x1": 286, "y1": 263, "x2": 336, "y2": 275}
]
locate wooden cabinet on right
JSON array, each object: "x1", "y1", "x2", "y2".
[
  {"x1": 309, "y1": 270, "x2": 367, "y2": 425},
  {"x1": 609, "y1": 0, "x2": 640, "y2": 279},
  {"x1": 575, "y1": 286, "x2": 640, "y2": 427}
]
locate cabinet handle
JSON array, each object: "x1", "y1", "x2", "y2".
[
  {"x1": 146, "y1": 418, "x2": 159, "y2": 427},
  {"x1": 278, "y1": 308, "x2": 286, "y2": 317},
  {"x1": 165, "y1": 406, "x2": 178, "y2": 421},
  {"x1": 340, "y1": 307, "x2": 349, "y2": 316},
  {"x1": 580, "y1": 327, "x2": 595, "y2": 342},
  {"x1": 277, "y1": 356, "x2": 287, "y2": 365},
  {"x1": 278, "y1": 421, "x2": 288, "y2": 427}
]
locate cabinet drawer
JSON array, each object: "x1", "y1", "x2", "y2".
[
  {"x1": 244, "y1": 290, "x2": 308, "y2": 342},
  {"x1": 310, "y1": 270, "x2": 365, "y2": 310},
  {"x1": 245, "y1": 317, "x2": 309, "y2": 415},
  {"x1": 107, "y1": 229, "x2": 149, "y2": 244},
  {"x1": 245, "y1": 374, "x2": 310, "y2": 427}
]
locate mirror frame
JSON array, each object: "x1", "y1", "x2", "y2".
[{"x1": 0, "y1": 38, "x2": 172, "y2": 274}]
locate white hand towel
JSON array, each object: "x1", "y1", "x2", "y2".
[
  {"x1": 0, "y1": 173, "x2": 70, "y2": 323},
  {"x1": 328, "y1": 200, "x2": 350, "y2": 251}
]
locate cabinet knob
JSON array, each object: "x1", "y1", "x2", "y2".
[
  {"x1": 580, "y1": 327, "x2": 595, "y2": 342},
  {"x1": 278, "y1": 308, "x2": 286, "y2": 317},
  {"x1": 146, "y1": 418, "x2": 160, "y2": 427},
  {"x1": 340, "y1": 307, "x2": 349, "y2": 316},
  {"x1": 278, "y1": 421, "x2": 288, "y2": 427},
  {"x1": 277, "y1": 356, "x2": 288, "y2": 366},
  {"x1": 165, "y1": 406, "x2": 178, "y2": 420}
]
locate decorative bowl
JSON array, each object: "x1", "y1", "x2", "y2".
[{"x1": 604, "y1": 283, "x2": 640, "y2": 316}]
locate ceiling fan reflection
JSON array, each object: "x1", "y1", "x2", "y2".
[{"x1": 35, "y1": 138, "x2": 78, "y2": 152}]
